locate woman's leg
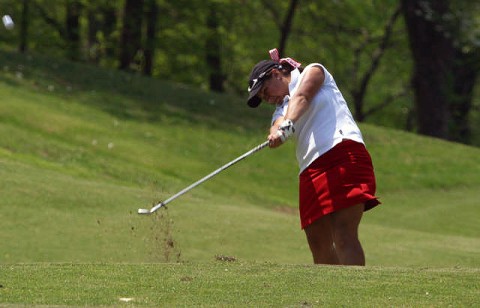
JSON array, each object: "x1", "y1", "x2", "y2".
[
  {"x1": 331, "y1": 203, "x2": 365, "y2": 265},
  {"x1": 304, "y1": 215, "x2": 340, "y2": 265}
]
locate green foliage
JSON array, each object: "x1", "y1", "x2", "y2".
[
  {"x1": 0, "y1": 1, "x2": 408, "y2": 101},
  {"x1": 2, "y1": 0, "x2": 478, "y2": 144}
]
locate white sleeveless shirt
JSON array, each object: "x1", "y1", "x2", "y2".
[{"x1": 272, "y1": 63, "x2": 364, "y2": 173}]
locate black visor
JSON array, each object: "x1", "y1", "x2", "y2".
[{"x1": 247, "y1": 60, "x2": 280, "y2": 108}]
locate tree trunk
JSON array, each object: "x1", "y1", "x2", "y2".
[
  {"x1": 19, "y1": 0, "x2": 29, "y2": 53},
  {"x1": 260, "y1": 0, "x2": 298, "y2": 57},
  {"x1": 119, "y1": 0, "x2": 144, "y2": 71},
  {"x1": 87, "y1": 8, "x2": 100, "y2": 63},
  {"x1": 66, "y1": 0, "x2": 82, "y2": 61},
  {"x1": 143, "y1": 0, "x2": 158, "y2": 76},
  {"x1": 450, "y1": 49, "x2": 478, "y2": 143},
  {"x1": 206, "y1": 3, "x2": 223, "y2": 92},
  {"x1": 278, "y1": 0, "x2": 299, "y2": 57},
  {"x1": 401, "y1": 0, "x2": 479, "y2": 143},
  {"x1": 102, "y1": 4, "x2": 117, "y2": 59},
  {"x1": 351, "y1": 5, "x2": 401, "y2": 122},
  {"x1": 401, "y1": 0, "x2": 454, "y2": 139}
]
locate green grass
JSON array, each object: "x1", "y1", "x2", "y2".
[
  {"x1": 0, "y1": 50, "x2": 479, "y2": 306},
  {"x1": 1, "y1": 264, "x2": 479, "y2": 307}
]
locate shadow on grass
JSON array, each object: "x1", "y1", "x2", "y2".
[{"x1": 0, "y1": 50, "x2": 271, "y2": 133}]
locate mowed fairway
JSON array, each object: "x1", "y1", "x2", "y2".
[
  {"x1": 1, "y1": 264, "x2": 478, "y2": 306},
  {"x1": 0, "y1": 51, "x2": 479, "y2": 306}
]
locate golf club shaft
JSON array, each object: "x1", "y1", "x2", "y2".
[{"x1": 144, "y1": 140, "x2": 270, "y2": 214}]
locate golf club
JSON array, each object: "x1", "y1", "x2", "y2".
[{"x1": 138, "y1": 140, "x2": 270, "y2": 215}]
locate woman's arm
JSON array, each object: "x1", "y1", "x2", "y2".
[
  {"x1": 284, "y1": 65, "x2": 325, "y2": 122},
  {"x1": 268, "y1": 65, "x2": 325, "y2": 148},
  {"x1": 268, "y1": 116, "x2": 285, "y2": 148}
]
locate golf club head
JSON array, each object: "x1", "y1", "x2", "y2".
[
  {"x1": 137, "y1": 208, "x2": 151, "y2": 215},
  {"x1": 137, "y1": 201, "x2": 166, "y2": 215}
]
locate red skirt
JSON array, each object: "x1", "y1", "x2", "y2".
[{"x1": 299, "y1": 139, "x2": 380, "y2": 229}]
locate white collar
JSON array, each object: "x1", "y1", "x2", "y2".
[
  {"x1": 278, "y1": 68, "x2": 300, "y2": 106},
  {"x1": 288, "y1": 68, "x2": 301, "y2": 93}
]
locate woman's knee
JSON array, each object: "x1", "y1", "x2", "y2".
[
  {"x1": 332, "y1": 204, "x2": 364, "y2": 230},
  {"x1": 333, "y1": 230, "x2": 359, "y2": 250},
  {"x1": 304, "y1": 216, "x2": 334, "y2": 248},
  {"x1": 331, "y1": 204, "x2": 364, "y2": 247}
]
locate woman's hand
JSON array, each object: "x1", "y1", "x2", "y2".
[
  {"x1": 268, "y1": 117, "x2": 293, "y2": 148},
  {"x1": 268, "y1": 130, "x2": 284, "y2": 148}
]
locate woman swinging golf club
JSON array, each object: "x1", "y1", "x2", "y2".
[{"x1": 247, "y1": 49, "x2": 380, "y2": 265}]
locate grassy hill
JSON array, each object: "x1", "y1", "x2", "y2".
[{"x1": 0, "y1": 50, "x2": 479, "y2": 306}]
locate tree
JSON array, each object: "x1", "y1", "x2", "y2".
[
  {"x1": 143, "y1": 0, "x2": 158, "y2": 76},
  {"x1": 401, "y1": 0, "x2": 480, "y2": 143},
  {"x1": 350, "y1": 5, "x2": 403, "y2": 122},
  {"x1": 289, "y1": 1, "x2": 409, "y2": 125},
  {"x1": 85, "y1": 1, "x2": 120, "y2": 65},
  {"x1": 87, "y1": 6, "x2": 100, "y2": 63},
  {"x1": 65, "y1": 0, "x2": 82, "y2": 61},
  {"x1": 261, "y1": 0, "x2": 299, "y2": 56},
  {"x1": 19, "y1": 0, "x2": 30, "y2": 53},
  {"x1": 206, "y1": 1, "x2": 223, "y2": 92},
  {"x1": 32, "y1": 0, "x2": 82, "y2": 61},
  {"x1": 119, "y1": 0, "x2": 144, "y2": 71}
]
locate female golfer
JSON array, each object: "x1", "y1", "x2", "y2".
[{"x1": 247, "y1": 49, "x2": 380, "y2": 265}]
